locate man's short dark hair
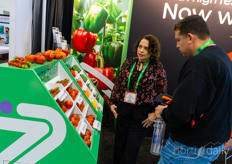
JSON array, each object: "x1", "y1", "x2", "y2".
[{"x1": 174, "y1": 15, "x2": 210, "y2": 40}]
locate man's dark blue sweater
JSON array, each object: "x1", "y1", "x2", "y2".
[{"x1": 162, "y1": 45, "x2": 232, "y2": 147}]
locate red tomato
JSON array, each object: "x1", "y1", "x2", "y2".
[
  {"x1": 65, "y1": 100, "x2": 73, "y2": 109},
  {"x1": 47, "y1": 52, "x2": 55, "y2": 61},
  {"x1": 72, "y1": 113, "x2": 79, "y2": 119},
  {"x1": 70, "y1": 70, "x2": 76, "y2": 77},
  {"x1": 84, "y1": 134, "x2": 90, "y2": 140},
  {"x1": 71, "y1": 120, "x2": 78, "y2": 128},
  {"x1": 59, "y1": 52, "x2": 66, "y2": 59},
  {"x1": 91, "y1": 115, "x2": 95, "y2": 120},
  {"x1": 85, "y1": 139, "x2": 91, "y2": 148},
  {"x1": 70, "y1": 92, "x2": 77, "y2": 100},
  {"x1": 42, "y1": 51, "x2": 49, "y2": 58},
  {"x1": 81, "y1": 133, "x2": 85, "y2": 139},
  {"x1": 36, "y1": 55, "x2": 46, "y2": 64},
  {"x1": 55, "y1": 48, "x2": 62, "y2": 52},
  {"x1": 56, "y1": 99, "x2": 62, "y2": 105},
  {"x1": 55, "y1": 53, "x2": 62, "y2": 59},
  {"x1": 77, "y1": 80, "x2": 83, "y2": 87},
  {"x1": 71, "y1": 117, "x2": 78, "y2": 124},
  {"x1": 66, "y1": 87, "x2": 72, "y2": 93},
  {"x1": 74, "y1": 89, "x2": 79, "y2": 93},
  {"x1": 61, "y1": 105, "x2": 67, "y2": 113},
  {"x1": 62, "y1": 49, "x2": 69, "y2": 56},
  {"x1": 25, "y1": 54, "x2": 35, "y2": 63},
  {"x1": 86, "y1": 129, "x2": 91, "y2": 136},
  {"x1": 87, "y1": 115, "x2": 95, "y2": 122}
]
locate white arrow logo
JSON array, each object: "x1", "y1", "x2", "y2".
[{"x1": 0, "y1": 103, "x2": 67, "y2": 164}]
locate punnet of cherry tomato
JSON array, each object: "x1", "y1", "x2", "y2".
[{"x1": 8, "y1": 57, "x2": 32, "y2": 69}]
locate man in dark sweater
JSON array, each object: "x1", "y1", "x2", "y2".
[{"x1": 155, "y1": 15, "x2": 232, "y2": 163}]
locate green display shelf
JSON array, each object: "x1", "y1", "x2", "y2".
[
  {"x1": 0, "y1": 59, "x2": 103, "y2": 164},
  {"x1": 62, "y1": 56, "x2": 104, "y2": 118}
]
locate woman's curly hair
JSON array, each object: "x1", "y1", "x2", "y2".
[{"x1": 133, "y1": 34, "x2": 160, "y2": 62}]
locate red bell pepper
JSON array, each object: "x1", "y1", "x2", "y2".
[
  {"x1": 88, "y1": 56, "x2": 113, "y2": 91},
  {"x1": 62, "y1": 49, "x2": 69, "y2": 57},
  {"x1": 70, "y1": 70, "x2": 76, "y2": 77},
  {"x1": 83, "y1": 51, "x2": 99, "y2": 67},
  {"x1": 72, "y1": 29, "x2": 98, "y2": 53},
  {"x1": 83, "y1": 51, "x2": 105, "y2": 67}
]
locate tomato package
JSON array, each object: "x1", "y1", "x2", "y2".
[
  {"x1": 70, "y1": 113, "x2": 81, "y2": 128},
  {"x1": 80, "y1": 129, "x2": 92, "y2": 148},
  {"x1": 66, "y1": 86, "x2": 79, "y2": 100},
  {"x1": 86, "y1": 114, "x2": 95, "y2": 128},
  {"x1": 56, "y1": 79, "x2": 70, "y2": 87}
]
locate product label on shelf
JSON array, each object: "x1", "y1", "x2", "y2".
[
  {"x1": 75, "y1": 73, "x2": 80, "y2": 80},
  {"x1": 52, "y1": 27, "x2": 59, "y2": 43},
  {"x1": 76, "y1": 95, "x2": 83, "y2": 105},
  {"x1": 56, "y1": 32, "x2": 61, "y2": 44},
  {"x1": 90, "y1": 95, "x2": 94, "y2": 102},
  {"x1": 61, "y1": 40, "x2": 67, "y2": 50},
  {"x1": 92, "y1": 89, "x2": 96, "y2": 95},
  {"x1": 57, "y1": 90, "x2": 64, "y2": 100},
  {"x1": 83, "y1": 85, "x2": 87, "y2": 91},
  {"x1": 98, "y1": 103, "x2": 103, "y2": 112},
  {"x1": 80, "y1": 121, "x2": 87, "y2": 134},
  {"x1": 86, "y1": 79, "x2": 90, "y2": 85},
  {"x1": 93, "y1": 120, "x2": 101, "y2": 131},
  {"x1": 59, "y1": 92, "x2": 67, "y2": 101}
]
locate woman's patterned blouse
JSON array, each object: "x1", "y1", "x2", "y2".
[{"x1": 109, "y1": 57, "x2": 168, "y2": 106}]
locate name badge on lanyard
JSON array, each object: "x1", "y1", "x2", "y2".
[
  {"x1": 124, "y1": 60, "x2": 149, "y2": 104},
  {"x1": 124, "y1": 91, "x2": 137, "y2": 104}
]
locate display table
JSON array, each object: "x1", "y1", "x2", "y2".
[{"x1": 0, "y1": 56, "x2": 104, "y2": 164}]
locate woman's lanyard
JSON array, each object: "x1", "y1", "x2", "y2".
[
  {"x1": 127, "y1": 60, "x2": 150, "y2": 92},
  {"x1": 124, "y1": 60, "x2": 150, "y2": 104},
  {"x1": 194, "y1": 40, "x2": 214, "y2": 56}
]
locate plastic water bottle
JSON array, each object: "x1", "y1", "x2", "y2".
[{"x1": 150, "y1": 118, "x2": 166, "y2": 155}]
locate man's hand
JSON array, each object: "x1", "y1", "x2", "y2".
[
  {"x1": 110, "y1": 104, "x2": 118, "y2": 118},
  {"x1": 142, "y1": 112, "x2": 156, "y2": 128},
  {"x1": 155, "y1": 105, "x2": 168, "y2": 118}
]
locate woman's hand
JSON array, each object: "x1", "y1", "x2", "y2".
[
  {"x1": 110, "y1": 104, "x2": 118, "y2": 118},
  {"x1": 142, "y1": 112, "x2": 156, "y2": 128}
]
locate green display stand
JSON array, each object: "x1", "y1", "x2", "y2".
[
  {"x1": 62, "y1": 56, "x2": 104, "y2": 119},
  {"x1": 0, "y1": 59, "x2": 103, "y2": 164}
]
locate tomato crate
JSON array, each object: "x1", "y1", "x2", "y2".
[{"x1": 0, "y1": 59, "x2": 103, "y2": 164}]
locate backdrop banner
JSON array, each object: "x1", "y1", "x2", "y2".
[{"x1": 128, "y1": 0, "x2": 232, "y2": 94}]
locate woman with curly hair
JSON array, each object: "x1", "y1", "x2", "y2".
[{"x1": 109, "y1": 34, "x2": 168, "y2": 164}]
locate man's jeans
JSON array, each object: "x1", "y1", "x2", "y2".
[{"x1": 158, "y1": 137, "x2": 224, "y2": 164}]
